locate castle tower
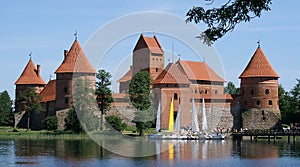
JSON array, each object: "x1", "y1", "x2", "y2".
[
  {"x1": 15, "y1": 58, "x2": 46, "y2": 111},
  {"x1": 132, "y1": 34, "x2": 164, "y2": 80},
  {"x1": 239, "y1": 46, "x2": 280, "y2": 129},
  {"x1": 55, "y1": 39, "x2": 96, "y2": 110}
]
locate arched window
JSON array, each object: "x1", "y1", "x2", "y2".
[
  {"x1": 256, "y1": 100, "x2": 261, "y2": 106},
  {"x1": 205, "y1": 90, "x2": 208, "y2": 94},
  {"x1": 174, "y1": 93, "x2": 178, "y2": 100},
  {"x1": 268, "y1": 100, "x2": 272, "y2": 105},
  {"x1": 265, "y1": 89, "x2": 270, "y2": 94},
  {"x1": 251, "y1": 89, "x2": 254, "y2": 95}
]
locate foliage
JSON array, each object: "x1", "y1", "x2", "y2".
[
  {"x1": 65, "y1": 107, "x2": 82, "y2": 133},
  {"x1": 290, "y1": 79, "x2": 300, "y2": 122},
  {"x1": 224, "y1": 81, "x2": 240, "y2": 94},
  {"x1": 16, "y1": 87, "x2": 43, "y2": 130},
  {"x1": 186, "y1": 0, "x2": 272, "y2": 45},
  {"x1": 0, "y1": 90, "x2": 14, "y2": 126},
  {"x1": 129, "y1": 71, "x2": 152, "y2": 111},
  {"x1": 95, "y1": 69, "x2": 113, "y2": 130},
  {"x1": 43, "y1": 116, "x2": 58, "y2": 130},
  {"x1": 105, "y1": 115, "x2": 127, "y2": 132},
  {"x1": 72, "y1": 78, "x2": 99, "y2": 131},
  {"x1": 279, "y1": 80, "x2": 300, "y2": 124},
  {"x1": 129, "y1": 71, "x2": 154, "y2": 136}
]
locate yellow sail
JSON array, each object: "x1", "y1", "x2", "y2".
[{"x1": 169, "y1": 98, "x2": 174, "y2": 132}]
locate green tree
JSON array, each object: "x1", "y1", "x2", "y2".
[
  {"x1": 0, "y1": 90, "x2": 14, "y2": 126},
  {"x1": 224, "y1": 81, "x2": 240, "y2": 94},
  {"x1": 95, "y1": 69, "x2": 113, "y2": 130},
  {"x1": 72, "y1": 77, "x2": 99, "y2": 131},
  {"x1": 129, "y1": 71, "x2": 153, "y2": 136},
  {"x1": 290, "y1": 79, "x2": 300, "y2": 123},
  {"x1": 105, "y1": 115, "x2": 127, "y2": 132},
  {"x1": 43, "y1": 116, "x2": 58, "y2": 130},
  {"x1": 65, "y1": 106, "x2": 82, "y2": 133},
  {"x1": 278, "y1": 84, "x2": 293, "y2": 124},
  {"x1": 186, "y1": 0, "x2": 272, "y2": 45},
  {"x1": 16, "y1": 87, "x2": 43, "y2": 130}
]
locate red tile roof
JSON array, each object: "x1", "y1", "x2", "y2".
[
  {"x1": 239, "y1": 47, "x2": 279, "y2": 78},
  {"x1": 117, "y1": 66, "x2": 132, "y2": 82},
  {"x1": 177, "y1": 60, "x2": 225, "y2": 82},
  {"x1": 15, "y1": 59, "x2": 46, "y2": 85},
  {"x1": 154, "y1": 63, "x2": 191, "y2": 84},
  {"x1": 40, "y1": 80, "x2": 56, "y2": 102},
  {"x1": 133, "y1": 34, "x2": 164, "y2": 54},
  {"x1": 55, "y1": 40, "x2": 96, "y2": 74}
]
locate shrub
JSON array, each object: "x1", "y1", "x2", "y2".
[
  {"x1": 43, "y1": 116, "x2": 58, "y2": 130},
  {"x1": 105, "y1": 115, "x2": 127, "y2": 132}
]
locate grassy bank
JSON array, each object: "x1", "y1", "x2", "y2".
[{"x1": 0, "y1": 126, "x2": 89, "y2": 139}]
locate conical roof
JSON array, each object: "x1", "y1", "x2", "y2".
[
  {"x1": 154, "y1": 63, "x2": 191, "y2": 84},
  {"x1": 15, "y1": 59, "x2": 46, "y2": 85},
  {"x1": 239, "y1": 47, "x2": 279, "y2": 78},
  {"x1": 55, "y1": 40, "x2": 96, "y2": 74},
  {"x1": 40, "y1": 80, "x2": 56, "y2": 102}
]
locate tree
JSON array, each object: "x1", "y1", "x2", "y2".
[
  {"x1": 72, "y1": 77, "x2": 99, "y2": 131},
  {"x1": 16, "y1": 87, "x2": 43, "y2": 130},
  {"x1": 129, "y1": 71, "x2": 154, "y2": 136},
  {"x1": 0, "y1": 90, "x2": 14, "y2": 126},
  {"x1": 186, "y1": 0, "x2": 272, "y2": 45},
  {"x1": 290, "y1": 79, "x2": 300, "y2": 123},
  {"x1": 224, "y1": 81, "x2": 240, "y2": 94},
  {"x1": 65, "y1": 106, "x2": 82, "y2": 133},
  {"x1": 95, "y1": 69, "x2": 113, "y2": 130},
  {"x1": 278, "y1": 84, "x2": 293, "y2": 124},
  {"x1": 105, "y1": 115, "x2": 127, "y2": 132}
]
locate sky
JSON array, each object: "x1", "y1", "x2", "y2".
[{"x1": 1, "y1": 0, "x2": 299, "y2": 100}]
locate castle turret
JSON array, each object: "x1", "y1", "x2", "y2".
[
  {"x1": 239, "y1": 46, "x2": 280, "y2": 129},
  {"x1": 15, "y1": 58, "x2": 46, "y2": 111},
  {"x1": 55, "y1": 39, "x2": 96, "y2": 110}
]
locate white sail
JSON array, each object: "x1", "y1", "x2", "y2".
[
  {"x1": 156, "y1": 101, "x2": 161, "y2": 132},
  {"x1": 202, "y1": 94, "x2": 208, "y2": 131},
  {"x1": 191, "y1": 98, "x2": 200, "y2": 132},
  {"x1": 174, "y1": 102, "x2": 181, "y2": 131}
]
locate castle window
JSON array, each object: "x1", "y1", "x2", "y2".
[
  {"x1": 64, "y1": 98, "x2": 69, "y2": 104},
  {"x1": 265, "y1": 89, "x2": 270, "y2": 94},
  {"x1": 214, "y1": 90, "x2": 218, "y2": 94},
  {"x1": 205, "y1": 90, "x2": 208, "y2": 94},
  {"x1": 251, "y1": 89, "x2": 254, "y2": 95},
  {"x1": 268, "y1": 100, "x2": 272, "y2": 105},
  {"x1": 174, "y1": 93, "x2": 178, "y2": 100},
  {"x1": 63, "y1": 87, "x2": 68, "y2": 93},
  {"x1": 245, "y1": 100, "x2": 247, "y2": 105},
  {"x1": 156, "y1": 68, "x2": 158, "y2": 72},
  {"x1": 195, "y1": 89, "x2": 197, "y2": 94},
  {"x1": 256, "y1": 100, "x2": 261, "y2": 106},
  {"x1": 242, "y1": 89, "x2": 244, "y2": 95}
]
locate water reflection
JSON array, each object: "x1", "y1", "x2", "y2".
[{"x1": 1, "y1": 138, "x2": 300, "y2": 166}]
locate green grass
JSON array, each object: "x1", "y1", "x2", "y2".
[{"x1": 0, "y1": 126, "x2": 89, "y2": 139}]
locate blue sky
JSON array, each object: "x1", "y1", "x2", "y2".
[{"x1": 1, "y1": 1, "x2": 299, "y2": 100}]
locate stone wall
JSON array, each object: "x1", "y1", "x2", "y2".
[
  {"x1": 242, "y1": 108, "x2": 281, "y2": 129},
  {"x1": 196, "y1": 106, "x2": 233, "y2": 131},
  {"x1": 106, "y1": 106, "x2": 136, "y2": 126}
]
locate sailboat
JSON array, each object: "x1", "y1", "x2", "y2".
[
  {"x1": 174, "y1": 100, "x2": 181, "y2": 132},
  {"x1": 191, "y1": 98, "x2": 200, "y2": 132},
  {"x1": 149, "y1": 101, "x2": 163, "y2": 139}
]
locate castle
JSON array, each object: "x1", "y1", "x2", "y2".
[{"x1": 15, "y1": 34, "x2": 281, "y2": 130}]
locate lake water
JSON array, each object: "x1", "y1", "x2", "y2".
[{"x1": 1, "y1": 137, "x2": 300, "y2": 167}]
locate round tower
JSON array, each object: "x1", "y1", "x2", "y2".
[{"x1": 239, "y1": 46, "x2": 280, "y2": 129}]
